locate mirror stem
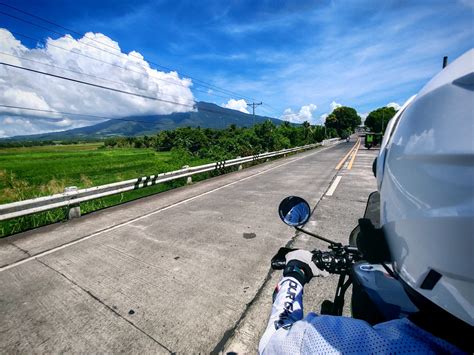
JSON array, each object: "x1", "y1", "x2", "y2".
[{"x1": 295, "y1": 227, "x2": 340, "y2": 246}]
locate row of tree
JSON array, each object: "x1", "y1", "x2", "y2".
[
  {"x1": 323, "y1": 105, "x2": 398, "y2": 134},
  {"x1": 0, "y1": 104, "x2": 396, "y2": 150},
  {"x1": 364, "y1": 106, "x2": 397, "y2": 133},
  {"x1": 103, "y1": 121, "x2": 338, "y2": 160},
  {"x1": 324, "y1": 106, "x2": 361, "y2": 138},
  {"x1": 0, "y1": 140, "x2": 63, "y2": 148}
]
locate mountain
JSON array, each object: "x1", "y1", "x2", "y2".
[{"x1": 3, "y1": 102, "x2": 285, "y2": 141}]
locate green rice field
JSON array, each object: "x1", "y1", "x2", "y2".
[{"x1": 0, "y1": 143, "x2": 212, "y2": 237}]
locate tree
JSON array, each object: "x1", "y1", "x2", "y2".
[
  {"x1": 302, "y1": 121, "x2": 311, "y2": 141},
  {"x1": 365, "y1": 107, "x2": 397, "y2": 133},
  {"x1": 324, "y1": 106, "x2": 361, "y2": 136}
]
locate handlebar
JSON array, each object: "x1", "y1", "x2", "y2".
[{"x1": 271, "y1": 246, "x2": 361, "y2": 275}]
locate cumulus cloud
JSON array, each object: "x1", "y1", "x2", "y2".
[
  {"x1": 222, "y1": 99, "x2": 249, "y2": 113},
  {"x1": 330, "y1": 101, "x2": 342, "y2": 111},
  {"x1": 319, "y1": 101, "x2": 342, "y2": 124},
  {"x1": 387, "y1": 102, "x2": 401, "y2": 110},
  {"x1": 281, "y1": 104, "x2": 318, "y2": 124},
  {"x1": 0, "y1": 29, "x2": 195, "y2": 137},
  {"x1": 358, "y1": 112, "x2": 369, "y2": 124},
  {"x1": 319, "y1": 113, "x2": 330, "y2": 125}
]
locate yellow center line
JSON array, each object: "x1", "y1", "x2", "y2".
[
  {"x1": 347, "y1": 140, "x2": 360, "y2": 170},
  {"x1": 335, "y1": 138, "x2": 359, "y2": 170}
]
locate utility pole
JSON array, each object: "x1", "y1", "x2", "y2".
[{"x1": 248, "y1": 102, "x2": 262, "y2": 126}]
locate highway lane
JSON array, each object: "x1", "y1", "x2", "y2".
[
  {"x1": 224, "y1": 144, "x2": 379, "y2": 353},
  {"x1": 0, "y1": 141, "x2": 355, "y2": 353}
]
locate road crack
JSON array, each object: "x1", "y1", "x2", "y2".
[
  {"x1": 36, "y1": 259, "x2": 174, "y2": 354},
  {"x1": 9, "y1": 241, "x2": 31, "y2": 256}
]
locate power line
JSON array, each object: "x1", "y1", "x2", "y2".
[
  {"x1": 259, "y1": 105, "x2": 281, "y2": 118},
  {"x1": 0, "y1": 3, "x2": 259, "y2": 102},
  {"x1": 0, "y1": 52, "x2": 197, "y2": 105},
  {"x1": 0, "y1": 104, "x2": 279, "y2": 128},
  {"x1": 263, "y1": 102, "x2": 283, "y2": 114},
  {"x1": 0, "y1": 61, "x2": 197, "y2": 108},
  {"x1": 0, "y1": 104, "x2": 155, "y2": 124},
  {"x1": 9, "y1": 31, "x2": 195, "y2": 92},
  {"x1": 0, "y1": 62, "x2": 277, "y2": 122},
  {"x1": 0, "y1": 51, "x2": 239, "y2": 105},
  {"x1": 7, "y1": 30, "x2": 244, "y2": 103}
]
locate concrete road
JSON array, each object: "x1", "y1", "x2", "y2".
[
  {"x1": 0, "y1": 141, "x2": 377, "y2": 353},
  {"x1": 224, "y1": 143, "x2": 379, "y2": 353}
]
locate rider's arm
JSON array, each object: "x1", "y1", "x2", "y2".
[
  {"x1": 259, "y1": 250, "x2": 327, "y2": 354},
  {"x1": 258, "y1": 276, "x2": 304, "y2": 354}
]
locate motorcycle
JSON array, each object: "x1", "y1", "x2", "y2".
[{"x1": 272, "y1": 194, "x2": 418, "y2": 324}]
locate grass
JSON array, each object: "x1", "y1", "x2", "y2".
[
  {"x1": 0, "y1": 143, "x2": 307, "y2": 238},
  {"x1": 0, "y1": 143, "x2": 212, "y2": 237}
]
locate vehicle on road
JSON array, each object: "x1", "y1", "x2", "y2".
[{"x1": 363, "y1": 132, "x2": 382, "y2": 149}]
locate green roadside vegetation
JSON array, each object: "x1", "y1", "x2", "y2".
[
  {"x1": 364, "y1": 106, "x2": 397, "y2": 133},
  {"x1": 0, "y1": 121, "x2": 332, "y2": 237}
]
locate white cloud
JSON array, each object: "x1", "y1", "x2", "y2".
[
  {"x1": 387, "y1": 102, "x2": 401, "y2": 110},
  {"x1": 0, "y1": 29, "x2": 195, "y2": 137},
  {"x1": 330, "y1": 101, "x2": 342, "y2": 111},
  {"x1": 358, "y1": 112, "x2": 369, "y2": 124},
  {"x1": 222, "y1": 99, "x2": 249, "y2": 113},
  {"x1": 281, "y1": 103, "x2": 317, "y2": 123},
  {"x1": 319, "y1": 101, "x2": 342, "y2": 124}
]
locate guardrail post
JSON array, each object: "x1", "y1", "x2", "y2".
[
  {"x1": 236, "y1": 156, "x2": 243, "y2": 171},
  {"x1": 64, "y1": 186, "x2": 81, "y2": 220},
  {"x1": 182, "y1": 165, "x2": 192, "y2": 184},
  {"x1": 0, "y1": 144, "x2": 324, "y2": 224}
]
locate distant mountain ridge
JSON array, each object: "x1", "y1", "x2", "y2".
[{"x1": 3, "y1": 102, "x2": 284, "y2": 141}]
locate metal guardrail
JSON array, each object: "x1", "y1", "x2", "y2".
[
  {"x1": 322, "y1": 138, "x2": 339, "y2": 145},
  {"x1": 0, "y1": 141, "x2": 340, "y2": 222}
]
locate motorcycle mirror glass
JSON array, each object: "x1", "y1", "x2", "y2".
[{"x1": 278, "y1": 196, "x2": 311, "y2": 227}]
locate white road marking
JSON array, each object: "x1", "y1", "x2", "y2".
[
  {"x1": 326, "y1": 175, "x2": 342, "y2": 197},
  {"x1": 1, "y1": 146, "x2": 337, "y2": 272}
]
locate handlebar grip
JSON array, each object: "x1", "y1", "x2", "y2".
[{"x1": 270, "y1": 247, "x2": 296, "y2": 270}]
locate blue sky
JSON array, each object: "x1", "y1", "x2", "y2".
[{"x1": 0, "y1": 0, "x2": 472, "y2": 135}]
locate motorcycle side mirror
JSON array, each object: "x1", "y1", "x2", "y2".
[{"x1": 278, "y1": 196, "x2": 311, "y2": 227}]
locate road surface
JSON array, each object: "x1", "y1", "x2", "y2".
[{"x1": 0, "y1": 141, "x2": 378, "y2": 353}]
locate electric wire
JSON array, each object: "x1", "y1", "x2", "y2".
[
  {"x1": 0, "y1": 51, "x2": 236, "y2": 104},
  {"x1": 0, "y1": 104, "x2": 155, "y2": 124},
  {"x1": 0, "y1": 63, "x2": 275, "y2": 123},
  {"x1": 0, "y1": 61, "x2": 198, "y2": 108},
  {"x1": 0, "y1": 4, "x2": 282, "y2": 119},
  {"x1": 0, "y1": 52, "x2": 196, "y2": 105},
  {"x1": 0, "y1": 3, "x2": 259, "y2": 102},
  {"x1": 7, "y1": 30, "x2": 258, "y2": 106},
  {"x1": 9, "y1": 31, "x2": 199, "y2": 92},
  {"x1": 0, "y1": 104, "x2": 275, "y2": 129}
]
